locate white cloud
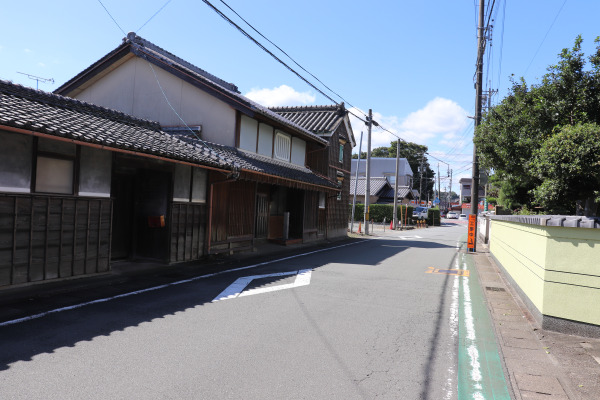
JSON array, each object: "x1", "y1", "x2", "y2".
[
  {"x1": 349, "y1": 97, "x2": 469, "y2": 153},
  {"x1": 245, "y1": 85, "x2": 316, "y2": 107},
  {"x1": 24, "y1": 48, "x2": 32, "y2": 53},
  {"x1": 38, "y1": 62, "x2": 46, "y2": 67}
]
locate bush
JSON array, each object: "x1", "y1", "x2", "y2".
[
  {"x1": 427, "y1": 208, "x2": 441, "y2": 226},
  {"x1": 349, "y1": 203, "x2": 415, "y2": 224}
]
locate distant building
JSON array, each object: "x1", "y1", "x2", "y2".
[{"x1": 351, "y1": 157, "x2": 413, "y2": 188}]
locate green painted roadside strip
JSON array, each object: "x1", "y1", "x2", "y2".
[{"x1": 458, "y1": 238, "x2": 511, "y2": 400}]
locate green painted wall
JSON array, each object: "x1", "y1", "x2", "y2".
[{"x1": 489, "y1": 220, "x2": 600, "y2": 326}]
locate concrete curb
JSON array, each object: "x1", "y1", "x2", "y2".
[{"x1": 474, "y1": 241, "x2": 600, "y2": 399}]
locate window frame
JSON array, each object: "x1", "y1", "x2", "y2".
[{"x1": 32, "y1": 137, "x2": 79, "y2": 195}]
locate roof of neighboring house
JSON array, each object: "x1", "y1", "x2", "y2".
[
  {"x1": 0, "y1": 79, "x2": 234, "y2": 171},
  {"x1": 270, "y1": 103, "x2": 356, "y2": 146},
  {"x1": 207, "y1": 144, "x2": 338, "y2": 190},
  {"x1": 351, "y1": 157, "x2": 413, "y2": 177},
  {"x1": 54, "y1": 32, "x2": 327, "y2": 146},
  {"x1": 349, "y1": 177, "x2": 391, "y2": 196},
  {"x1": 379, "y1": 186, "x2": 415, "y2": 200}
]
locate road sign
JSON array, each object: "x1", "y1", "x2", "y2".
[{"x1": 467, "y1": 214, "x2": 477, "y2": 251}]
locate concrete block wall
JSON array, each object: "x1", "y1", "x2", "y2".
[{"x1": 488, "y1": 215, "x2": 600, "y2": 337}]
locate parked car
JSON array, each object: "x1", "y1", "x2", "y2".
[
  {"x1": 413, "y1": 206, "x2": 429, "y2": 220},
  {"x1": 458, "y1": 214, "x2": 468, "y2": 220},
  {"x1": 446, "y1": 211, "x2": 459, "y2": 219}
]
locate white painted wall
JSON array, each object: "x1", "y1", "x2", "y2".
[
  {"x1": 74, "y1": 57, "x2": 236, "y2": 146},
  {"x1": 291, "y1": 137, "x2": 306, "y2": 166},
  {"x1": 239, "y1": 115, "x2": 258, "y2": 152},
  {"x1": 257, "y1": 123, "x2": 273, "y2": 157}
]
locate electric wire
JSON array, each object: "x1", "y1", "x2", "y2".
[
  {"x1": 523, "y1": 0, "x2": 568, "y2": 76},
  {"x1": 200, "y1": 0, "x2": 341, "y2": 108},
  {"x1": 146, "y1": 61, "x2": 235, "y2": 169},
  {"x1": 96, "y1": 0, "x2": 126, "y2": 36},
  {"x1": 137, "y1": 0, "x2": 173, "y2": 32},
  {"x1": 216, "y1": 0, "x2": 356, "y2": 110}
]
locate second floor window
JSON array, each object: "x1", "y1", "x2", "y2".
[{"x1": 274, "y1": 131, "x2": 291, "y2": 162}]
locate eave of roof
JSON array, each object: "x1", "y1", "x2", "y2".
[
  {"x1": 0, "y1": 79, "x2": 235, "y2": 172},
  {"x1": 54, "y1": 33, "x2": 328, "y2": 147}
]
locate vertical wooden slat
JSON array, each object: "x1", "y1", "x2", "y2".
[
  {"x1": 11, "y1": 197, "x2": 18, "y2": 285},
  {"x1": 85, "y1": 200, "x2": 91, "y2": 273},
  {"x1": 190, "y1": 204, "x2": 195, "y2": 260},
  {"x1": 96, "y1": 200, "x2": 102, "y2": 273},
  {"x1": 58, "y1": 198, "x2": 64, "y2": 278},
  {"x1": 175, "y1": 203, "x2": 181, "y2": 262},
  {"x1": 72, "y1": 199, "x2": 77, "y2": 276},
  {"x1": 108, "y1": 200, "x2": 113, "y2": 263},
  {"x1": 28, "y1": 197, "x2": 34, "y2": 282},
  {"x1": 183, "y1": 203, "x2": 188, "y2": 261},
  {"x1": 44, "y1": 197, "x2": 50, "y2": 280}
]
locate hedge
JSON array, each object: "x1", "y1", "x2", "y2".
[
  {"x1": 349, "y1": 204, "x2": 415, "y2": 223},
  {"x1": 427, "y1": 208, "x2": 441, "y2": 226}
]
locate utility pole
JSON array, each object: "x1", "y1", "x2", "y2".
[
  {"x1": 393, "y1": 139, "x2": 400, "y2": 229},
  {"x1": 364, "y1": 109, "x2": 373, "y2": 235},
  {"x1": 471, "y1": 0, "x2": 486, "y2": 251},
  {"x1": 437, "y1": 163, "x2": 441, "y2": 208},
  {"x1": 418, "y1": 156, "x2": 424, "y2": 206},
  {"x1": 350, "y1": 131, "x2": 363, "y2": 234},
  {"x1": 449, "y1": 169, "x2": 453, "y2": 208}
]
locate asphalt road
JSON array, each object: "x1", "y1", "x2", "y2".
[{"x1": 0, "y1": 223, "x2": 498, "y2": 399}]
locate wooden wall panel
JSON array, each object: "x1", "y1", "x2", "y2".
[
  {"x1": 169, "y1": 203, "x2": 206, "y2": 263},
  {"x1": 0, "y1": 194, "x2": 112, "y2": 288}
]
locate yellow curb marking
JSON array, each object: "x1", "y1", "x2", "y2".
[{"x1": 426, "y1": 267, "x2": 470, "y2": 277}]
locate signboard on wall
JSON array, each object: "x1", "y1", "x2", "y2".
[{"x1": 467, "y1": 214, "x2": 477, "y2": 251}]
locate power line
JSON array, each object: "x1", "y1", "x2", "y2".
[
  {"x1": 96, "y1": 0, "x2": 126, "y2": 36},
  {"x1": 216, "y1": 0, "x2": 356, "y2": 110},
  {"x1": 200, "y1": 0, "x2": 341, "y2": 107},
  {"x1": 137, "y1": 0, "x2": 173, "y2": 32},
  {"x1": 523, "y1": 0, "x2": 568, "y2": 76}
]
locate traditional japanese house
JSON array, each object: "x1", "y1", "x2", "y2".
[
  {"x1": 0, "y1": 79, "x2": 237, "y2": 287},
  {"x1": 270, "y1": 104, "x2": 356, "y2": 238},
  {"x1": 54, "y1": 32, "x2": 339, "y2": 254}
]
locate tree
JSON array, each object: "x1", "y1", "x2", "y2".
[
  {"x1": 475, "y1": 36, "x2": 600, "y2": 215},
  {"x1": 531, "y1": 123, "x2": 600, "y2": 215},
  {"x1": 352, "y1": 141, "x2": 436, "y2": 200}
]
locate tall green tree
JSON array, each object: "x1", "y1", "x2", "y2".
[{"x1": 475, "y1": 36, "x2": 600, "y2": 215}]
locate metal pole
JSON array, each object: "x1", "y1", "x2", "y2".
[
  {"x1": 364, "y1": 110, "x2": 373, "y2": 235},
  {"x1": 350, "y1": 131, "x2": 364, "y2": 233},
  {"x1": 393, "y1": 139, "x2": 400, "y2": 229},
  {"x1": 471, "y1": 0, "x2": 485, "y2": 251}
]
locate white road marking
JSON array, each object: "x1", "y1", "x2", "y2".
[
  {"x1": 0, "y1": 241, "x2": 366, "y2": 327},
  {"x1": 461, "y1": 256, "x2": 483, "y2": 395},
  {"x1": 212, "y1": 269, "x2": 312, "y2": 302}
]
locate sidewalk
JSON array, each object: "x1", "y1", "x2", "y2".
[
  {"x1": 359, "y1": 222, "x2": 600, "y2": 399},
  {"x1": 473, "y1": 241, "x2": 600, "y2": 400}
]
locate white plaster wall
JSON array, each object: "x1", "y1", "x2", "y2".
[
  {"x1": 291, "y1": 137, "x2": 306, "y2": 166},
  {"x1": 74, "y1": 57, "x2": 236, "y2": 146}
]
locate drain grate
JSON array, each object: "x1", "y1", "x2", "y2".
[{"x1": 486, "y1": 286, "x2": 506, "y2": 292}]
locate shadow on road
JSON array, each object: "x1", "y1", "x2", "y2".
[{"x1": 0, "y1": 236, "x2": 458, "y2": 373}]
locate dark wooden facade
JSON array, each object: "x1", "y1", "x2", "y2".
[
  {"x1": 325, "y1": 124, "x2": 353, "y2": 238},
  {"x1": 0, "y1": 194, "x2": 112, "y2": 286}
]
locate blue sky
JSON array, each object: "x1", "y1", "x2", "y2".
[{"x1": 2, "y1": 0, "x2": 599, "y2": 190}]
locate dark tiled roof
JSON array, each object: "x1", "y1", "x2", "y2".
[
  {"x1": 270, "y1": 104, "x2": 346, "y2": 135},
  {"x1": 349, "y1": 177, "x2": 390, "y2": 196},
  {"x1": 54, "y1": 33, "x2": 327, "y2": 146},
  {"x1": 0, "y1": 79, "x2": 234, "y2": 171},
  {"x1": 379, "y1": 186, "x2": 415, "y2": 200},
  {"x1": 205, "y1": 143, "x2": 338, "y2": 189}
]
